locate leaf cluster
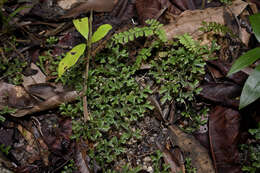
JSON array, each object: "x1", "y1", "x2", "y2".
[
  {"x1": 59, "y1": 20, "x2": 216, "y2": 169},
  {"x1": 240, "y1": 124, "x2": 260, "y2": 173},
  {"x1": 185, "y1": 157, "x2": 197, "y2": 173},
  {"x1": 141, "y1": 34, "x2": 212, "y2": 132},
  {"x1": 58, "y1": 17, "x2": 112, "y2": 77},
  {"x1": 228, "y1": 13, "x2": 260, "y2": 109},
  {"x1": 151, "y1": 150, "x2": 170, "y2": 173},
  {"x1": 0, "y1": 106, "x2": 16, "y2": 122},
  {"x1": 0, "y1": 45, "x2": 27, "y2": 85},
  {"x1": 60, "y1": 44, "x2": 152, "y2": 170}
]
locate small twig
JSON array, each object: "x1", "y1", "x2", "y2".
[
  {"x1": 7, "y1": 40, "x2": 26, "y2": 60},
  {"x1": 83, "y1": 10, "x2": 93, "y2": 122}
]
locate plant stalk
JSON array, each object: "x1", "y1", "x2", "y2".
[
  {"x1": 83, "y1": 10, "x2": 93, "y2": 122},
  {"x1": 201, "y1": 0, "x2": 206, "y2": 9}
]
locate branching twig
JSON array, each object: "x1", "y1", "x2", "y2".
[{"x1": 83, "y1": 10, "x2": 93, "y2": 122}]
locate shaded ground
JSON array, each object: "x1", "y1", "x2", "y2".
[{"x1": 0, "y1": 0, "x2": 260, "y2": 173}]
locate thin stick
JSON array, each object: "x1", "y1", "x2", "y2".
[{"x1": 83, "y1": 10, "x2": 93, "y2": 122}]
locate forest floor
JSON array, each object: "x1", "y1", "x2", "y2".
[{"x1": 0, "y1": 0, "x2": 260, "y2": 173}]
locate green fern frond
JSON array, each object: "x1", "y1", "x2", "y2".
[
  {"x1": 199, "y1": 21, "x2": 235, "y2": 37},
  {"x1": 112, "y1": 19, "x2": 167, "y2": 45},
  {"x1": 177, "y1": 34, "x2": 199, "y2": 52}
]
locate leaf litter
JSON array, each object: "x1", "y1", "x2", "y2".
[{"x1": 0, "y1": 0, "x2": 260, "y2": 172}]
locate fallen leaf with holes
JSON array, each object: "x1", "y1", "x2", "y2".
[{"x1": 22, "y1": 63, "x2": 46, "y2": 88}]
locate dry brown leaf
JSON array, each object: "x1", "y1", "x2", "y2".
[
  {"x1": 168, "y1": 125, "x2": 215, "y2": 173},
  {"x1": 22, "y1": 63, "x2": 46, "y2": 89},
  {"x1": 0, "y1": 82, "x2": 33, "y2": 110},
  {"x1": 209, "y1": 106, "x2": 242, "y2": 173},
  {"x1": 61, "y1": 0, "x2": 116, "y2": 18},
  {"x1": 162, "y1": 0, "x2": 248, "y2": 42},
  {"x1": 12, "y1": 90, "x2": 80, "y2": 117}
]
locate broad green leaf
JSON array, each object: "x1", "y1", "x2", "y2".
[
  {"x1": 73, "y1": 17, "x2": 89, "y2": 40},
  {"x1": 227, "y1": 47, "x2": 260, "y2": 76},
  {"x1": 249, "y1": 13, "x2": 260, "y2": 43},
  {"x1": 239, "y1": 64, "x2": 260, "y2": 109},
  {"x1": 92, "y1": 24, "x2": 112, "y2": 43},
  {"x1": 58, "y1": 43, "x2": 86, "y2": 77}
]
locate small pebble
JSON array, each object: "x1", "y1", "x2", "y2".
[
  {"x1": 143, "y1": 156, "x2": 151, "y2": 162},
  {"x1": 147, "y1": 166, "x2": 153, "y2": 173}
]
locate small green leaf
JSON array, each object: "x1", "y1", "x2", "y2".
[
  {"x1": 249, "y1": 13, "x2": 260, "y2": 43},
  {"x1": 239, "y1": 64, "x2": 260, "y2": 109},
  {"x1": 227, "y1": 47, "x2": 260, "y2": 76},
  {"x1": 92, "y1": 24, "x2": 112, "y2": 43},
  {"x1": 58, "y1": 43, "x2": 86, "y2": 77},
  {"x1": 0, "y1": 115, "x2": 5, "y2": 122},
  {"x1": 73, "y1": 17, "x2": 89, "y2": 40}
]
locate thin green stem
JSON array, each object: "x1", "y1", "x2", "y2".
[
  {"x1": 201, "y1": 0, "x2": 206, "y2": 9},
  {"x1": 83, "y1": 10, "x2": 93, "y2": 122}
]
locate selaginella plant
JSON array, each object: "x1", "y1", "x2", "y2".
[
  {"x1": 58, "y1": 19, "x2": 217, "y2": 170},
  {"x1": 58, "y1": 14, "x2": 112, "y2": 121}
]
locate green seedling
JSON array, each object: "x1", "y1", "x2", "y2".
[
  {"x1": 58, "y1": 17, "x2": 112, "y2": 77},
  {"x1": 58, "y1": 19, "x2": 216, "y2": 170},
  {"x1": 58, "y1": 14, "x2": 112, "y2": 121}
]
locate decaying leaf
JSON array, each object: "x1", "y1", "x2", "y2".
[
  {"x1": 135, "y1": 0, "x2": 181, "y2": 24},
  {"x1": 22, "y1": 63, "x2": 46, "y2": 89},
  {"x1": 13, "y1": 90, "x2": 80, "y2": 117},
  {"x1": 168, "y1": 125, "x2": 215, "y2": 173},
  {"x1": 209, "y1": 106, "x2": 241, "y2": 173},
  {"x1": 0, "y1": 82, "x2": 33, "y2": 110},
  {"x1": 162, "y1": 0, "x2": 248, "y2": 42},
  {"x1": 199, "y1": 82, "x2": 242, "y2": 108},
  {"x1": 61, "y1": 0, "x2": 116, "y2": 18}
]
